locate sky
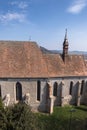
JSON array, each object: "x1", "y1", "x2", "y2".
[{"x1": 0, "y1": 0, "x2": 87, "y2": 51}]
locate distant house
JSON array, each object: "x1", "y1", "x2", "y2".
[{"x1": 0, "y1": 31, "x2": 87, "y2": 113}]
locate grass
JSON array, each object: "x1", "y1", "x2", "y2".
[{"x1": 36, "y1": 105, "x2": 87, "y2": 130}]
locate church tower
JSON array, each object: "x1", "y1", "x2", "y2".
[{"x1": 62, "y1": 29, "x2": 69, "y2": 61}]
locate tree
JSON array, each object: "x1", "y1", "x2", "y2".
[
  {"x1": 0, "y1": 102, "x2": 39, "y2": 130},
  {"x1": 0, "y1": 97, "x2": 4, "y2": 110},
  {"x1": 12, "y1": 102, "x2": 39, "y2": 130}
]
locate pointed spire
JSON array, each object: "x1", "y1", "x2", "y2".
[
  {"x1": 65, "y1": 28, "x2": 67, "y2": 40},
  {"x1": 62, "y1": 29, "x2": 69, "y2": 61},
  {"x1": 63, "y1": 29, "x2": 68, "y2": 46}
]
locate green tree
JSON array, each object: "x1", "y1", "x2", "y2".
[
  {"x1": 0, "y1": 106, "x2": 14, "y2": 130},
  {"x1": 0, "y1": 102, "x2": 39, "y2": 130},
  {"x1": 12, "y1": 102, "x2": 38, "y2": 130},
  {"x1": 0, "y1": 97, "x2": 4, "y2": 110}
]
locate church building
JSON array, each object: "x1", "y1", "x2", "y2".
[{"x1": 0, "y1": 31, "x2": 87, "y2": 113}]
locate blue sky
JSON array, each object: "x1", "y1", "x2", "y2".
[{"x1": 0, "y1": 0, "x2": 87, "y2": 51}]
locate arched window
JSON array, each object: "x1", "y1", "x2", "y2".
[
  {"x1": 16, "y1": 82, "x2": 22, "y2": 101},
  {"x1": 53, "y1": 82, "x2": 58, "y2": 96},
  {"x1": 0, "y1": 85, "x2": 1, "y2": 97},
  {"x1": 46, "y1": 83, "x2": 49, "y2": 99},
  {"x1": 37, "y1": 80, "x2": 41, "y2": 101},
  {"x1": 69, "y1": 81, "x2": 73, "y2": 95},
  {"x1": 80, "y1": 80, "x2": 84, "y2": 95}
]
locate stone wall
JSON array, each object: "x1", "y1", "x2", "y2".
[
  {"x1": 0, "y1": 76, "x2": 87, "y2": 112},
  {"x1": 48, "y1": 76, "x2": 87, "y2": 107},
  {"x1": 0, "y1": 79, "x2": 48, "y2": 111}
]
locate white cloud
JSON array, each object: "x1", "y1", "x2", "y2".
[
  {"x1": 0, "y1": 1, "x2": 31, "y2": 24},
  {"x1": 18, "y1": 2, "x2": 29, "y2": 9},
  {"x1": 0, "y1": 12, "x2": 26, "y2": 24},
  {"x1": 11, "y1": 1, "x2": 29, "y2": 9},
  {"x1": 67, "y1": 0, "x2": 87, "y2": 14}
]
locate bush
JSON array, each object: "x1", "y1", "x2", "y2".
[
  {"x1": 0, "y1": 98, "x2": 4, "y2": 110},
  {"x1": 0, "y1": 102, "x2": 39, "y2": 130}
]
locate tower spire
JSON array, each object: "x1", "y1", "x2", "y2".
[
  {"x1": 62, "y1": 29, "x2": 69, "y2": 61},
  {"x1": 65, "y1": 28, "x2": 67, "y2": 40},
  {"x1": 63, "y1": 28, "x2": 68, "y2": 46}
]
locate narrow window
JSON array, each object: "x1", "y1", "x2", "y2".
[
  {"x1": 53, "y1": 82, "x2": 58, "y2": 96},
  {"x1": 80, "y1": 80, "x2": 84, "y2": 95},
  {"x1": 69, "y1": 81, "x2": 73, "y2": 95},
  {"x1": 16, "y1": 82, "x2": 22, "y2": 101},
  {"x1": 37, "y1": 81, "x2": 41, "y2": 101},
  {"x1": 0, "y1": 85, "x2": 1, "y2": 97},
  {"x1": 46, "y1": 83, "x2": 49, "y2": 99}
]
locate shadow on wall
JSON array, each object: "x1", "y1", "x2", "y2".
[
  {"x1": 69, "y1": 82, "x2": 78, "y2": 105},
  {"x1": 38, "y1": 81, "x2": 63, "y2": 113},
  {"x1": 53, "y1": 82, "x2": 62, "y2": 106},
  {"x1": 38, "y1": 81, "x2": 87, "y2": 112},
  {"x1": 83, "y1": 81, "x2": 87, "y2": 105},
  {"x1": 80, "y1": 80, "x2": 86, "y2": 105},
  {"x1": 69, "y1": 81, "x2": 87, "y2": 106},
  {"x1": 54, "y1": 82, "x2": 62, "y2": 106},
  {"x1": 38, "y1": 82, "x2": 49, "y2": 113}
]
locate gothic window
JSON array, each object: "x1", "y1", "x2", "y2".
[
  {"x1": 53, "y1": 82, "x2": 58, "y2": 96},
  {"x1": 37, "y1": 80, "x2": 41, "y2": 101},
  {"x1": 0, "y1": 85, "x2": 1, "y2": 97},
  {"x1": 46, "y1": 83, "x2": 49, "y2": 99},
  {"x1": 16, "y1": 82, "x2": 22, "y2": 101},
  {"x1": 80, "y1": 80, "x2": 84, "y2": 95},
  {"x1": 69, "y1": 81, "x2": 73, "y2": 95}
]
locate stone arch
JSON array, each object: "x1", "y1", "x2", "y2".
[
  {"x1": 16, "y1": 82, "x2": 22, "y2": 101},
  {"x1": 53, "y1": 82, "x2": 58, "y2": 96}
]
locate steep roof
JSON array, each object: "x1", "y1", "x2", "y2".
[
  {"x1": 0, "y1": 41, "x2": 86, "y2": 78},
  {"x1": 44, "y1": 54, "x2": 87, "y2": 77}
]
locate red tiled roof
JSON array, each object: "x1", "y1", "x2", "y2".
[
  {"x1": 43, "y1": 54, "x2": 87, "y2": 77},
  {"x1": 0, "y1": 41, "x2": 86, "y2": 78}
]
